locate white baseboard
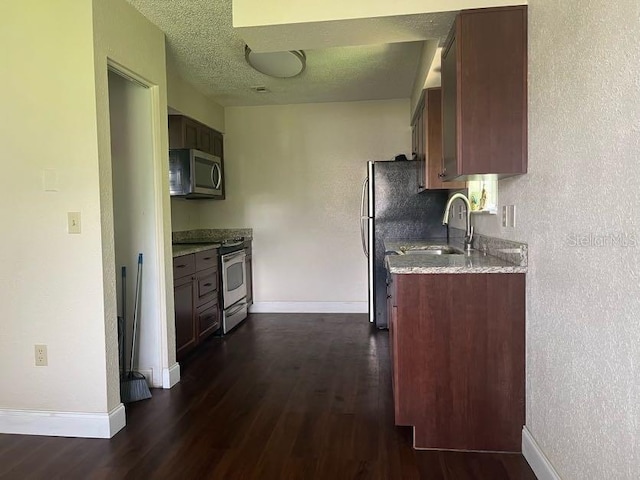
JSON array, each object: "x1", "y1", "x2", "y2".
[
  {"x1": 162, "y1": 362, "x2": 180, "y2": 389},
  {"x1": 137, "y1": 369, "x2": 155, "y2": 388},
  {"x1": 249, "y1": 302, "x2": 368, "y2": 314},
  {"x1": 0, "y1": 403, "x2": 126, "y2": 439},
  {"x1": 522, "y1": 426, "x2": 562, "y2": 480}
]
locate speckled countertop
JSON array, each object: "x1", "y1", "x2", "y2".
[
  {"x1": 385, "y1": 238, "x2": 527, "y2": 274},
  {"x1": 172, "y1": 243, "x2": 221, "y2": 258},
  {"x1": 171, "y1": 228, "x2": 253, "y2": 258}
]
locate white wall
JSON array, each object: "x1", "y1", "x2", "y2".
[
  {"x1": 93, "y1": 0, "x2": 179, "y2": 406},
  {"x1": 0, "y1": 0, "x2": 111, "y2": 417},
  {"x1": 108, "y1": 71, "x2": 162, "y2": 386},
  {"x1": 166, "y1": 56, "x2": 225, "y2": 133},
  {"x1": 472, "y1": 1, "x2": 640, "y2": 478},
  {"x1": 0, "y1": 0, "x2": 177, "y2": 438},
  {"x1": 199, "y1": 99, "x2": 411, "y2": 311}
]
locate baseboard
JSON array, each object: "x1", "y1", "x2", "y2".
[
  {"x1": 162, "y1": 362, "x2": 180, "y2": 389},
  {"x1": 0, "y1": 403, "x2": 126, "y2": 439},
  {"x1": 522, "y1": 426, "x2": 562, "y2": 480},
  {"x1": 137, "y1": 369, "x2": 155, "y2": 388},
  {"x1": 249, "y1": 302, "x2": 368, "y2": 314}
]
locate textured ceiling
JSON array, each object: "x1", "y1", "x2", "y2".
[{"x1": 127, "y1": 0, "x2": 456, "y2": 107}]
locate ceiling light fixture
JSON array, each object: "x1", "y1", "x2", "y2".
[{"x1": 244, "y1": 45, "x2": 306, "y2": 78}]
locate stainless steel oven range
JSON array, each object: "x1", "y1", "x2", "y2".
[{"x1": 219, "y1": 239, "x2": 248, "y2": 333}]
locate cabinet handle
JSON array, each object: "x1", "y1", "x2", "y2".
[
  {"x1": 202, "y1": 257, "x2": 212, "y2": 260},
  {"x1": 176, "y1": 265, "x2": 186, "y2": 268},
  {"x1": 438, "y1": 172, "x2": 446, "y2": 178},
  {"x1": 203, "y1": 282, "x2": 212, "y2": 287}
]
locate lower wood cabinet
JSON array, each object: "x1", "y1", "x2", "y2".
[
  {"x1": 388, "y1": 272, "x2": 525, "y2": 452},
  {"x1": 173, "y1": 247, "x2": 220, "y2": 360}
]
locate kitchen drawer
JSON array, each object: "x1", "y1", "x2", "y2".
[
  {"x1": 196, "y1": 267, "x2": 218, "y2": 307},
  {"x1": 173, "y1": 254, "x2": 196, "y2": 279},
  {"x1": 195, "y1": 249, "x2": 217, "y2": 271},
  {"x1": 197, "y1": 299, "x2": 220, "y2": 339}
]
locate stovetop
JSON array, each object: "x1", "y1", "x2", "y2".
[{"x1": 219, "y1": 237, "x2": 246, "y2": 254}]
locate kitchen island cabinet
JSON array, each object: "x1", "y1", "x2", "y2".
[
  {"x1": 388, "y1": 272, "x2": 525, "y2": 452},
  {"x1": 441, "y1": 6, "x2": 527, "y2": 181}
]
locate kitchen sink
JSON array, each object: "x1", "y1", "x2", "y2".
[{"x1": 396, "y1": 245, "x2": 464, "y2": 255}]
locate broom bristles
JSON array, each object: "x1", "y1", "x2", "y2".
[{"x1": 121, "y1": 372, "x2": 152, "y2": 403}]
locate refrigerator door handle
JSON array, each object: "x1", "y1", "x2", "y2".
[
  {"x1": 360, "y1": 177, "x2": 369, "y2": 218},
  {"x1": 360, "y1": 178, "x2": 369, "y2": 258}
]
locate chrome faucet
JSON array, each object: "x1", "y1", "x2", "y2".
[{"x1": 442, "y1": 193, "x2": 474, "y2": 252}]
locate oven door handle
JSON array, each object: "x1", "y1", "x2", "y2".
[{"x1": 222, "y1": 250, "x2": 245, "y2": 262}]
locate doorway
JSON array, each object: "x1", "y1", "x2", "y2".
[{"x1": 107, "y1": 69, "x2": 161, "y2": 390}]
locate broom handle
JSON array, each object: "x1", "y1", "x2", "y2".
[{"x1": 130, "y1": 253, "x2": 143, "y2": 374}]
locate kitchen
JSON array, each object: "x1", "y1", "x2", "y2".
[{"x1": 2, "y1": 1, "x2": 639, "y2": 479}]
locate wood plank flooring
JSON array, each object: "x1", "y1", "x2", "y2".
[{"x1": 0, "y1": 314, "x2": 537, "y2": 479}]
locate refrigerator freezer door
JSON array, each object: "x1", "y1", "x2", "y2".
[{"x1": 367, "y1": 161, "x2": 374, "y2": 323}]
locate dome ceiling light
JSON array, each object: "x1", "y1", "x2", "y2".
[{"x1": 244, "y1": 45, "x2": 306, "y2": 78}]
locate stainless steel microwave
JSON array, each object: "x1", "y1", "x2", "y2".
[{"x1": 169, "y1": 148, "x2": 224, "y2": 199}]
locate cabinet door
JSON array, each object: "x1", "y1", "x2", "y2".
[
  {"x1": 183, "y1": 119, "x2": 199, "y2": 149},
  {"x1": 198, "y1": 127, "x2": 215, "y2": 155},
  {"x1": 441, "y1": 34, "x2": 458, "y2": 181},
  {"x1": 174, "y1": 275, "x2": 196, "y2": 359},
  {"x1": 196, "y1": 300, "x2": 220, "y2": 340},
  {"x1": 425, "y1": 89, "x2": 466, "y2": 189},
  {"x1": 441, "y1": 7, "x2": 527, "y2": 180},
  {"x1": 212, "y1": 131, "x2": 223, "y2": 158},
  {"x1": 412, "y1": 94, "x2": 426, "y2": 192}
]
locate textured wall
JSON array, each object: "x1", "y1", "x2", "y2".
[
  {"x1": 472, "y1": 1, "x2": 640, "y2": 478},
  {"x1": 199, "y1": 99, "x2": 411, "y2": 306}
]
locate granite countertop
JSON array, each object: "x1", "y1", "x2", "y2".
[
  {"x1": 172, "y1": 243, "x2": 221, "y2": 258},
  {"x1": 385, "y1": 238, "x2": 527, "y2": 274},
  {"x1": 171, "y1": 228, "x2": 254, "y2": 258}
]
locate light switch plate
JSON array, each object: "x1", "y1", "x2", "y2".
[{"x1": 67, "y1": 212, "x2": 81, "y2": 234}]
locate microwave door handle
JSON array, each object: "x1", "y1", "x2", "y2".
[{"x1": 211, "y1": 163, "x2": 222, "y2": 190}]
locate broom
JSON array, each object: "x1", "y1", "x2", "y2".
[{"x1": 121, "y1": 253, "x2": 152, "y2": 403}]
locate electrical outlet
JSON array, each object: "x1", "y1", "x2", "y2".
[
  {"x1": 502, "y1": 206, "x2": 508, "y2": 227},
  {"x1": 457, "y1": 205, "x2": 464, "y2": 220},
  {"x1": 35, "y1": 345, "x2": 48, "y2": 366},
  {"x1": 67, "y1": 212, "x2": 81, "y2": 234}
]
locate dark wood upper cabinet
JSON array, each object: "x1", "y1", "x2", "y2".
[
  {"x1": 168, "y1": 115, "x2": 223, "y2": 158},
  {"x1": 442, "y1": 6, "x2": 528, "y2": 181},
  {"x1": 413, "y1": 89, "x2": 465, "y2": 191},
  {"x1": 424, "y1": 88, "x2": 466, "y2": 190}
]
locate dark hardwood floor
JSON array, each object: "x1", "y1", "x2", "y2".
[{"x1": 0, "y1": 314, "x2": 537, "y2": 479}]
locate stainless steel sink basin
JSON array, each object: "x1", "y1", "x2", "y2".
[{"x1": 396, "y1": 245, "x2": 464, "y2": 255}]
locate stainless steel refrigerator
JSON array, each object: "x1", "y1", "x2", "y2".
[{"x1": 360, "y1": 160, "x2": 449, "y2": 329}]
